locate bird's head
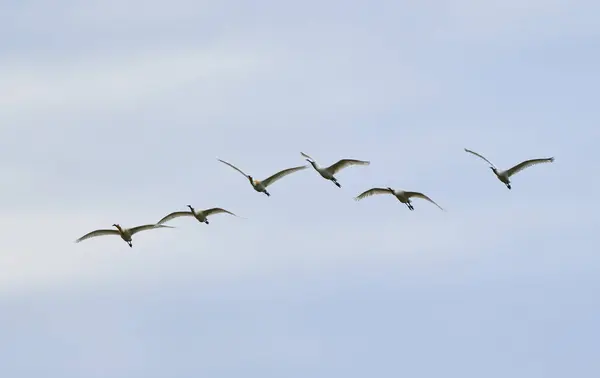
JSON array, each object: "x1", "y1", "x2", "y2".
[
  {"x1": 489, "y1": 167, "x2": 497, "y2": 173},
  {"x1": 248, "y1": 175, "x2": 254, "y2": 182},
  {"x1": 387, "y1": 187, "x2": 394, "y2": 192},
  {"x1": 187, "y1": 204, "x2": 194, "y2": 211},
  {"x1": 112, "y1": 224, "x2": 121, "y2": 230}
]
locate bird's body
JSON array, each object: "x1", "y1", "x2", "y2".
[
  {"x1": 217, "y1": 158, "x2": 307, "y2": 196},
  {"x1": 301, "y1": 151, "x2": 370, "y2": 188},
  {"x1": 157, "y1": 205, "x2": 237, "y2": 225},
  {"x1": 464, "y1": 148, "x2": 554, "y2": 189},
  {"x1": 75, "y1": 223, "x2": 173, "y2": 247},
  {"x1": 355, "y1": 187, "x2": 444, "y2": 211},
  {"x1": 250, "y1": 179, "x2": 268, "y2": 194}
]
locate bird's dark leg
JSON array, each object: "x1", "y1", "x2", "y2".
[
  {"x1": 264, "y1": 190, "x2": 270, "y2": 196},
  {"x1": 128, "y1": 241, "x2": 133, "y2": 248},
  {"x1": 204, "y1": 220, "x2": 209, "y2": 224},
  {"x1": 506, "y1": 183, "x2": 511, "y2": 190},
  {"x1": 332, "y1": 179, "x2": 341, "y2": 188}
]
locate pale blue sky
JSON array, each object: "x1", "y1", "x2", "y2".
[{"x1": 1, "y1": 0, "x2": 599, "y2": 377}]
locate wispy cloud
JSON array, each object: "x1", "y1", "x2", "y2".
[
  {"x1": 0, "y1": 190, "x2": 582, "y2": 296},
  {"x1": 0, "y1": 45, "x2": 269, "y2": 120}
]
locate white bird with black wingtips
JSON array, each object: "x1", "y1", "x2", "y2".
[
  {"x1": 217, "y1": 158, "x2": 307, "y2": 196},
  {"x1": 300, "y1": 151, "x2": 370, "y2": 188},
  {"x1": 464, "y1": 148, "x2": 555, "y2": 190},
  {"x1": 354, "y1": 187, "x2": 445, "y2": 211},
  {"x1": 157, "y1": 205, "x2": 238, "y2": 225},
  {"x1": 75, "y1": 223, "x2": 173, "y2": 248}
]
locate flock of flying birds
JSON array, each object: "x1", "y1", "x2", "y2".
[{"x1": 74, "y1": 148, "x2": 555, "y2": 248}]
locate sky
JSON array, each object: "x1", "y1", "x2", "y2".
[{"x1": 1, "y1": 0, "x2": 599, "y2": 376}]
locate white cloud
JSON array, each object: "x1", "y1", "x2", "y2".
[
  {"x1": 0, "y1": 45, "x2": 270, "y2": 121},
  {"x1": 0, "y1": 194, "x2": 580, "y2": 296}
]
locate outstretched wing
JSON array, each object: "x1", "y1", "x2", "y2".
[
  {"x1": 204, "y1": 207, "x2": 237, "y2": 217},
  {"x1": 405, "y1": 191, "x2": 445, "y2": 211},
  {"x1": 129, "y1": 224, "x2": 174, "y2": 235},
  {"x1": 300, "y1": 151, "x2": 316, "y2": 162},
  {"x1": 217, "y1": 158, "x2": 249, "y2": 178},
  {"x1": 327, "y1": 159, "x2": 370, "y2": 174},
  {"x1": 505, "y1": 157, "x2": 554, "y2": 177},
  {"x1": 354, "y1": 187, "x2": 392, "y2": 201},
  {"x1": 464, "y1": 148, "x2": 497, "y2": 169},
  {"x1": 262, "y1": 165, "x2": 307, "y2": 187},
  {"x1": 157, "y1": 211, "x2": 192, "y2": 225},
  {"x1": 75, "y1": 229, "x2": 119, "y2": 243}
]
